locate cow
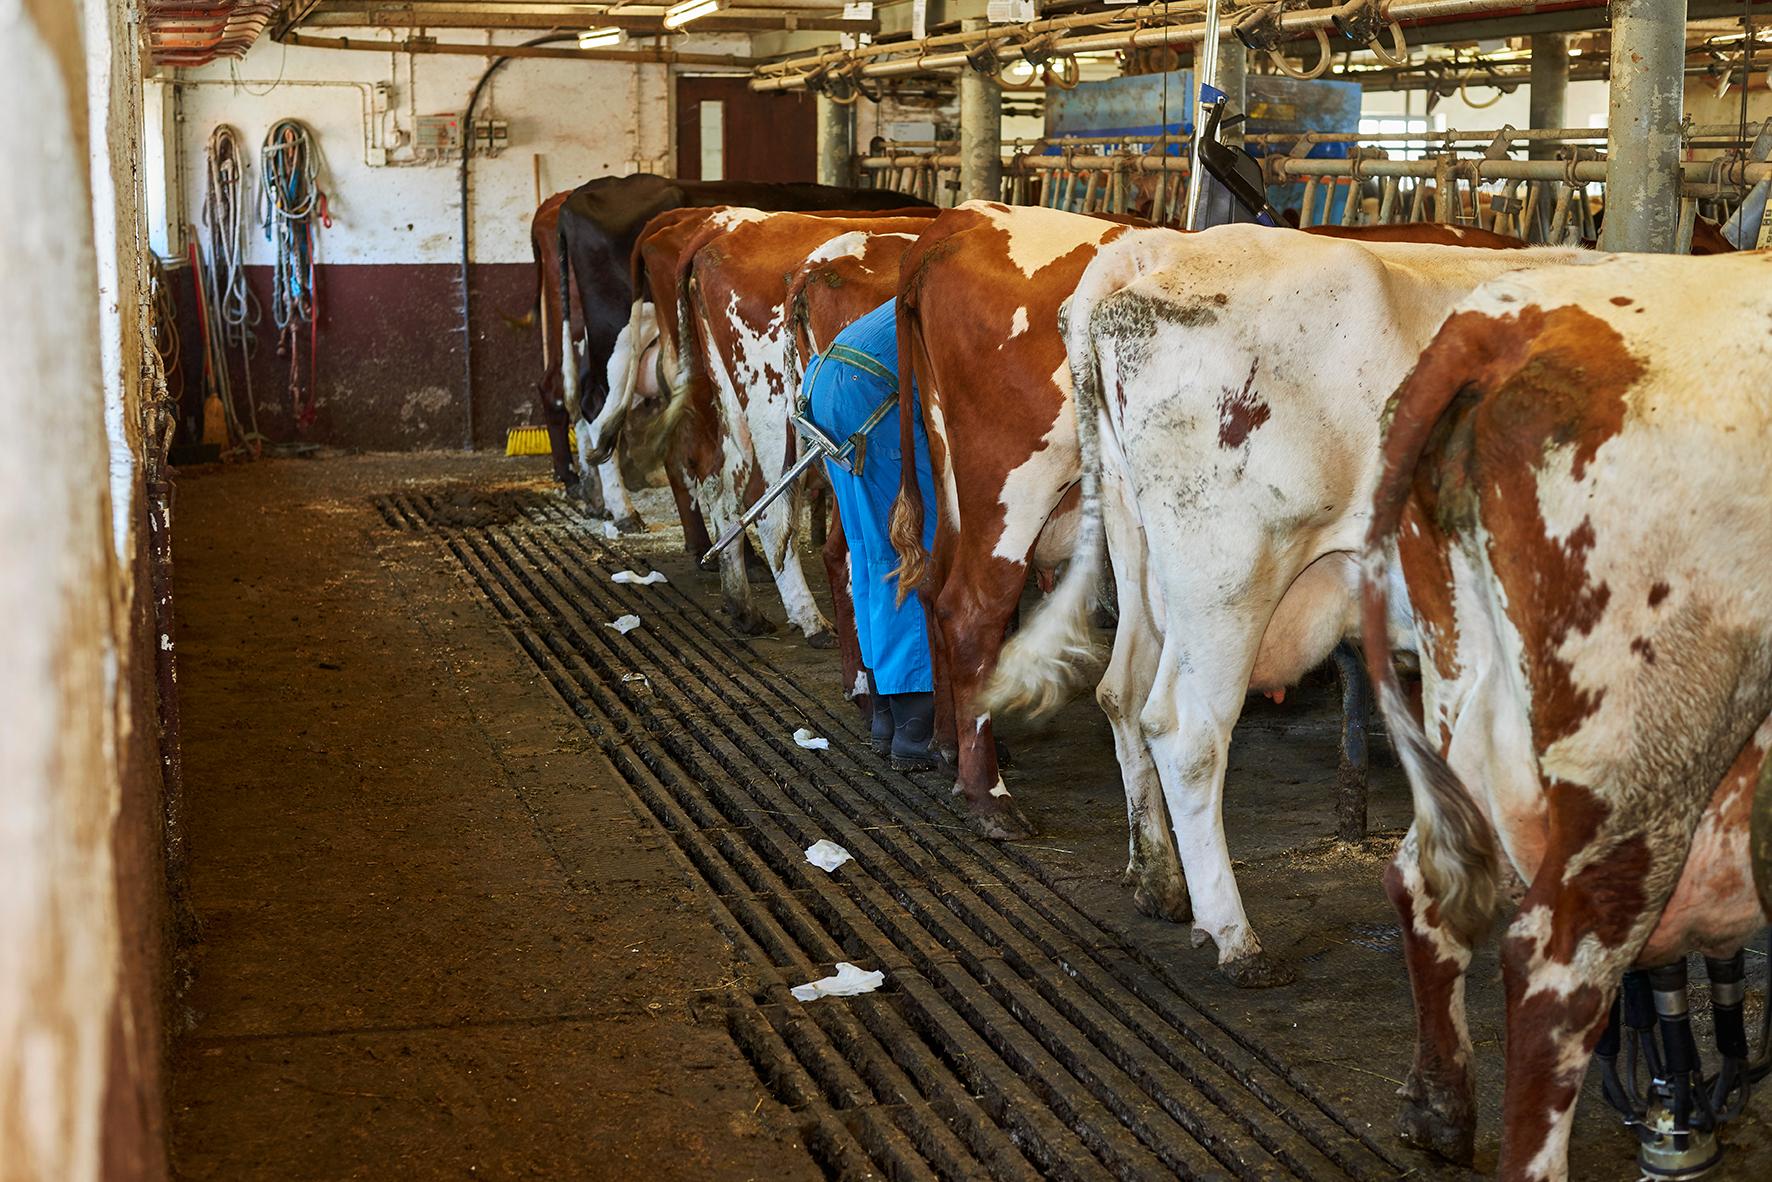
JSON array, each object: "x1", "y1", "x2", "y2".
[
  {"x1": 784, "y1": 229, "x2": 929, "y2": 712},
  {"x1": 518, "y1": 190, "x2": 650, "y2": 528},
  {"x1": 659, "y1": 210, "x2": 934, "y2": 643},
  {"x1": 1358, "y1": 249, "x2": 1772, "y2": 1179},
  {"x1": 977, "y1": 224, "x2": 1588, "y2": 986},
  {"x1": 552, "y1": 174, "x2": 929, "y2": 514},
  {"x1": 886, "y1": 202, "x2": 1529, "y2": 847}
]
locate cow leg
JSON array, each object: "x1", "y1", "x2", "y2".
[
  {"x1": 1140, "y1": 614, "x2": 1293, "y2": 987},
  {"x1": 820, "y1": 499, "x2": 869, "y2": 715},
  {"x1": 1383, "y1": 826, "x2": 1478, "y2": 1165},
  {"x1": 809, "y1": 485, "x2": 828, "y2": 549},
  {"x1": 1494, "y1": 809, "x2": 1700, "y2": 1180},
  {"x1": 664, "y1": 445, "x2": 713, "y2": 559},
  {"x1": 924, "y1": 534, "x2": 961, "y2": 767},
  {"x1": 1097, "y1": 459, "x2": 1187, "y2": 920},
  {"x1": 935, "y1": 555, "x2": 1035, "y2": 840},
  {"x1": 1332, "y1": 640, "x2": 1372, "y2": 841},
  {"x1": 754, "y1": 497, "x2": 834, "y2": 646},
  {"x1": 597, "y1": 456, "x2": 645, "y2": 533},
  {"x1": 716, "y1": 536, "x2": 774, "y2": 635},
  {"x1": 1098, "y1": 572, "x2": 1187, "y2": 922},
  {"x1": 573, "y1": 410, "x2": 602, "y2": 507}
]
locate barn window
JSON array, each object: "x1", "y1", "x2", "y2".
[
  {"x1": 699, "y1": 100, "x2": 725, "y2": 181},
  {"x1": 1359, "y1": 116, "x2": 1432, "y2": 162}
]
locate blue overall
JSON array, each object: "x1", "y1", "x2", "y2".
[{"x1": 801, "y1": 299, "x2": 937, "y2": 696}]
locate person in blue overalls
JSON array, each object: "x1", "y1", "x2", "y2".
[{"x1": 799, "y1": 299, "x2": 939, "y2": 770}]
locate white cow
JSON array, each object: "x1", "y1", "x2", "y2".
[{"x1": 984, "y1": 224, "x2": 1587, "y2": 985}]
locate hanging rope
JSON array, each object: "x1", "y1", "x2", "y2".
[
  {"x1": 201, "y1": 124, "x2": 263, "y2": 454},
  {"x1": 260, "y1": 118, "x2": 329, "y2": 428}
]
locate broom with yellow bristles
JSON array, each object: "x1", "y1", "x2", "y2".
[{"x1": 505, "y1": 422, "x2": 574, "y2": 457}]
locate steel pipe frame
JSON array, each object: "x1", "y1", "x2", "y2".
[
  {"x1": 754, "y1": 0, "x2": 1213, "y2": 77},
  {"x1": 883, "y1": 154, "x2": 1772, "y2": 185},
  {"x1": 1272, "y1": 154, "x2": 1772, "y2": 184},
  {"x1": 753, "y1": 0, "x2": 1581, "y2": 91}
]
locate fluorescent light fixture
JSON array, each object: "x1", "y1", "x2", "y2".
[
  {"x1": 578, "y1": 26, "x2": 625, "y2": 49},
  {"x1": 663, "y1": 0, "x2": 720, "y2": 29}
]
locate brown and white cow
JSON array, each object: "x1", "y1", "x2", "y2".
[
  {"x1": 783, "y1": 228, "x2": 927, "y2": 709},
  {"x1": 981, "y1": 225, "x2": 1587, "y2": 985},
  {"x1": 889, "y1": 202, "x2": 1529, "y2": 846},
  {"x1": 1359, "y1": 250, "x2": 1772, "y2": 1179},
  {"x1": 602, "y1": 209, "x2": 932, "y2": 641},
  {"x1": 889, "y1": 203, "x2": 1130, "y2": 841},
  {"x1": 671, "y1": 210, "x2": 932, "y2": 642}
]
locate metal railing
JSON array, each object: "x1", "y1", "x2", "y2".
[{"x1": 861, "y1": 121, "x2": 1772, "y2": 245}]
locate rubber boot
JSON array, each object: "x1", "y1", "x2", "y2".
[
  {"x1": 866, "y1": 672, "x2": 893, "y2": 757},
  {"x1": 889, "y1": 692, "x2": 938, "y2": 771}
]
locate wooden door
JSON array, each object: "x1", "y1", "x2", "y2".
[{"x1": 676, "y1": 76, "x2": 817, "y2": 183}]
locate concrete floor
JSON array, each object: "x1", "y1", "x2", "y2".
[{"x1": 167, "y1": 453, "x2": 1771, "y2": 1181}]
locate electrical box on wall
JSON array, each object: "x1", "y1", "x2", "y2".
[
  {"x1": 471, "y1": 118, "x2": 510, "y2": 156},
  {"x1": 415, "y1": 113, "x2": 459, "y2": 156}
]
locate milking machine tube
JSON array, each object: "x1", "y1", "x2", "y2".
[{"x1": 701, "y1": 384, "x2": 900, "y2": 565}]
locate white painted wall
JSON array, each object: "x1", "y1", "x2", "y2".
[{"x1": 158, "y1": 32, "x2": 750, "y2": 266}]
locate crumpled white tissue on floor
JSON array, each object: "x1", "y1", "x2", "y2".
[
  {"x1": 792, "y1": 727, "x2": 829, "y2": 750},
  {"x1": 790, "y1": 962, "x2": 884, "y2": 1002},
  {"x1": 606, "y1": 614, "x2": 641, "y2": 634},
  {"x1": 601, "y1": 521, "x2": 620, "y2": 539},
  {"x1": 611, "y1": 569, "x2": 668, "y2": 585},
  {"x1": 804, "y1": 839, "x2": 852, "y2": 872}
]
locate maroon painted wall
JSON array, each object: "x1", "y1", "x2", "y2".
[{"x1": 171, "y1": 261, "x2": 545, "y2": 453}]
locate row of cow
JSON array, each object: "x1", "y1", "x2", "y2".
[{"x1": 525, "y1": 174, "x2": 1771, "y2": 1181}]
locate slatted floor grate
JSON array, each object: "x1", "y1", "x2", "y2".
[{"x1": 373, "y1": 488, "x2": 1410, "y2": 1182}]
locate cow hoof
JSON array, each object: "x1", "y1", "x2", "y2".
[
  {"x1": 612, "y1": 514, "x2": 646, "y2": 535},
  {"x1": 968, "y1": 800, "x2": 1036, "y2": 842},
  {"x1": 1389, "y1": 1098, "x2": 1474, "y2": 1169},
  {"x1": 1127, "y1": 872, "x2": 1192, "y2": 924},
  {"x1": 729, "y1": 611, "x2": 776, "y2": 637},
  {"x1": 804, "y1": 629, "x2": 837, "y2": 650},
  {"x1": 1218, "y1": 950, "x2": 1296, "y2": 989}
]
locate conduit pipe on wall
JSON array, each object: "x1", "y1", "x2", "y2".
[
  {"x1": 456, "y1": 32, "x2": 577, "y2": 453},
  {"x1": 751, "y1": 0, "x2": 1603, "y2": 91}
]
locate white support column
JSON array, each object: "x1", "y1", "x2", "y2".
[
  {"x1": 958, "y1": 19, "x2": 1002, "y2": 204},
  {"x1": 1603, "y1": 0, "x2": 1688, "y2": 252},
  {"x1": 816, "y1": 93, "x2": 856, "y2": 188},
  {"x1": 2, "y1": 10, "x2": 126, "y2": 1182}
]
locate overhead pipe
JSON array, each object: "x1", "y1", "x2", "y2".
[
  {"x1": 752, "y1": 0, "x2": 1599, "y2": 91},
  {"x1": 754, "y1": 0, "x2": 1211, "y2": 76},
  {"x1": 282, "y1": 31, "x2": 759, "y2": 66}
]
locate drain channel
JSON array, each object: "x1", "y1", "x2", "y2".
[{"x1": 377, "y1": 490, "x2": 1408, "y2": 1182}]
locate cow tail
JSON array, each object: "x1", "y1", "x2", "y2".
[
  {"x1": 978, "y1": 276, "x2": 1112, "y2": 718},
  {"x1": 887, "y1": 287, "x2": 930, "y2": 604},
  {"x1": 556, "y1": 221, "x2": 580, "y2": 420},
  {"x1": 1360, "y1": 311, "x2": 1504, "y2": 944},
  {"x1": 587, "y1": 299, "x2": 650, "y2": 464},
  {"x1": 662, "y1": 247, "x2": 701, "y2": 439}
]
